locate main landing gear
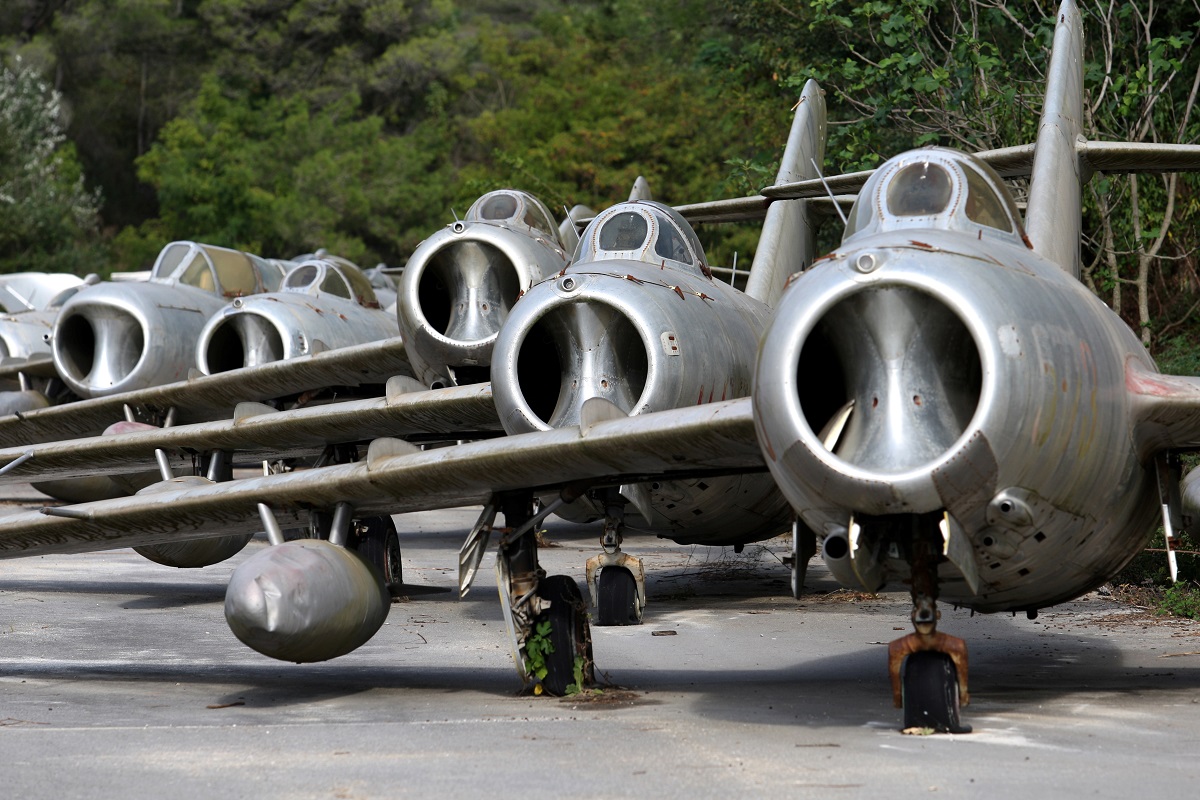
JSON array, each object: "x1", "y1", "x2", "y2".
[
  {"x1": 585, "y1": 491, "x2": 646, "y2": 626},
  {"x1": 302, "y1": 446, "x2": 404, "y2": 597},
  {"x1": 886, "y1": 512, "x2": 971, "y2": 733},
  {"x1": 464, "y1": 493, "x2": 595, "y2": 696},
  {"x1": 782, "y1": 517, "x2": 818, "y2": 600}
]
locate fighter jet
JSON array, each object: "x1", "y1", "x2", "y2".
[
  {"x1": 397, "y1": 189, "x2": 587, "y2": 388},
  {"x1": 2, "y1": 1, "x2": 1196, "y2": 722},
  {"x1": 50, "y1": 240, "x2": 294, "y2": 399},
  {"x1": 751, "y1": 0, "x2": 1200, "y2": 731},
  {"x1": 481, "y1": 79, "x2": 830, "y2": 624},
  {"x1": 197, "y1": 256, "x2": 399, "y2": 375},
  {"x1": 0, "y1": 272, "x2": 94, "y2": 415}
]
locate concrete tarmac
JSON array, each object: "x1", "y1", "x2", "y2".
[{"x1": 2, "y1": 493, "x2": 1199, "y2": 798}]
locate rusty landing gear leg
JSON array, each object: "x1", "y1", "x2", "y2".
[
  {"x1": 887, "y1": 513, "x2": 971, "y2": 733},
  {"x1": 585, "y1": 491, "x2": 646, "y2": 626},
  {"x1": 495, "y1": 493, "x2": 594, "y2": 696}
]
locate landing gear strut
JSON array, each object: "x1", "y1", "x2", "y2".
[
  {"x1": 887, "y1": 512, "x2": 971, "y2": 733},
  {"x1": 782, "y1": 517, "x2": 818, "y2": 600},
  {"x1": 585, "y1": 491, "x2": 646, "y2": 626},
  {"x1": 493, "y1": 493, "x2": 594, "y2": 695}
]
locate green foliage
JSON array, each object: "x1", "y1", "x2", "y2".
[
  {"x1": 564, "y1": 655, "x2": 587, "y2": 696},
  {"x1": 524, "y1": 618, "x2": 554, "y2": 682},
  {"x1": 1116, "y1": 527, "x2": 1200, "y2": 588},
  {"x1": 0, "y1": 57, "x2": 104, "y2": 274},
  {"x1": 1157, "y1": 581, "x2": 1200, "y2": 620},
  {"x1": 1155, "y1": 335, "x2": 1200, "y2": 377},
  {"x1": 132, "y1": 76, "x2": 439, "y2": 264}
]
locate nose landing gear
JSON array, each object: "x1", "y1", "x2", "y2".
[{"x1": 886, "y1": 513, "x2": 971, "y2": 733}]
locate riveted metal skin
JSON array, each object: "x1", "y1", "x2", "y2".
[
  {"x1": 198, "y1": 293, "x2": 399, "y2": 374},
  {"x1": 754, "y1": 149, "x2": 1160, "y2": 613}
]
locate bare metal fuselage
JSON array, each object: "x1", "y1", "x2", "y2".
[
  {"x1": 494, "y1": 258, "x2": 792, "y2": 546},
  {"x1": 755, "y1": 229, "x2": 1157, "y2": 612}
]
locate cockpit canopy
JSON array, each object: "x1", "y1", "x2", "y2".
[
  {"x1": 151, "y1": 241, "x2": 286, "y2": 296},
  {"x1": 282, "y1": 258, "x2": 380, "y2": 307},
  {"x1": 843, "y1": 147, "x2": 1026, "y2": 246},
  {"x1": 466, "y1": 190, "x2": 561, "y2": 246},
  {"x1": 573, "y1": 201, "x2": 710, "y2": 278}
]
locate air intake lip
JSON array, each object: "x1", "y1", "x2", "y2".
[
  {"x1": 797, "y1": 284, "x2": 983, "y2": 476},
  {"x1": 415, "y1": 239, "x2": 521, "y2": 344},
  {"x1": 201, "y1": 312, "x2": 286, "y2": 374},
  {"x1": 513, "y1": 299, "x2": 650, "y2": 430},
  {"x1": 55, "y1": 305, "x2": 146, "y2": 392}
]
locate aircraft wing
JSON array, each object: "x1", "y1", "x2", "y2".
[
  {"x1": 0, "y1": 398, "x2": 763, "y2": 558},
  {"x1": 748, "y1": 141, "x2": 1200, "y2": 207},
  {"x1": 0, "y1": 354, "x2": 58, "y2": 384},
  {"x1": 0, "y1": 336, "x2": 413, "y2": 447},
  {"x1": 0, "y1": 382, "x2": 500, "y2": 484},
  {"x1": 1128, "y1": 360, "x2": 1200, "y2": 456}
]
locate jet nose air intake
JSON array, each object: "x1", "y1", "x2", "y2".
[
  {"x1": 511, "y1": 299, "x2": 649, "y2": 430},
  {"x1": 798, "y1": 285, "x2": 982, "y2": 473},
  {"x1": 55, "y1": 304, "x2": 146, "y2": 394},
  {"x1": 202, "y1": 312, "x2": 286, "y2": 373}
]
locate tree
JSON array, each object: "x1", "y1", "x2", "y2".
[
  {"x1": 132, "y1": 76, "x2": 441, "y2": 265},
  {"x1": 719, "y1": 0, "x2": 1200, "y2": 353},
  {"x1": 0, "y1": 57, "x2": 103, "y2": 274}
]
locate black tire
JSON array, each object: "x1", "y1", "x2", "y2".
[
  {"x1": 534, "y1": 575, "x2": 595, "y2": 696},
  {"x1": 596, "y1": 567, "x2": 640, "y2": 626},
  {"x1": 350, "y1": 516, "x2": 403, "y2": 597},
  {"x1": 901, "y1": 651, "x2": 972, "y2": 733}
]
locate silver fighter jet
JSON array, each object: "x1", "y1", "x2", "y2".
[
  {"x1": 397, "y1": 190, "x2": 586, "y2": 388},
  {"x1": 0, "y1": 0, "x2": 1196, "y2": 726}
]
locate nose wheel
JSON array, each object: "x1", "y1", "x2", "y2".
[
  {"x1": 531, "y1": 574, "x2": 595, "y2": 696},
  {"x1": 585, "y1": 493, "x2": 646, "y2": 626},
  {"x1": 886, "y1": 512, "x2": 971, "y2": 733}
]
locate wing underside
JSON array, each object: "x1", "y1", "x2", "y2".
[
  {"x1": 0, "y1": 398, "x2": 763, "y2": 559},
  {"x1": 0, "y1": 382, "x2": 500, "y2": 484},
  {"x1": 0, "y1": 336, "x2": 414, "y2": 446}
]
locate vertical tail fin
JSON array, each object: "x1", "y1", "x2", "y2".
[
  {"x1": 1024, "y1": 0, "x2": 1085, "y2": 278},
  {"x1": 628, "y1": 176, "x2": 652, "y2": 202},
  {"x1": 745, "y1": 80, "x2": 827, "y2": 306}
]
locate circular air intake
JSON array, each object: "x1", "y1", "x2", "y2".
[
  {"x1": 204, "y1": 314, "x2": 285, "y2": 373},
  {"x1": 796, "y1": 285, "x2": 982, "y2": 474},
  {"x1": 513, "y1": 300, "x2": 649, "y2": 429},
  {"x1": 417, "y1": 240, "x2": 520, "y2": 341},
  {"x1": 56, "y1": 308, "x2": 145, "y2": 389}
]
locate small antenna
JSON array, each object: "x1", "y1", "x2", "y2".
[
  {"x1": 730, "y1": 251, "x2": 738, "y2": 286},
  {"x1": 451, "y1": 208, "x2": 460, "y2": 222},
  {"x1": 811, "y1": 157, "x2": 848, "y2": 226}
]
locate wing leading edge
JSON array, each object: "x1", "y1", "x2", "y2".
[
  {"x1": 0, "y1": 381, "x2": 500, "y2": 484},
  {"x1": 0, "y1": 398, "x2": 762, "y2": 559},
  {"x1": 0, "y1": 336, "x2": 414, "y2": 446}
]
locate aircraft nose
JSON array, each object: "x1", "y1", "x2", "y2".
[
  {"x1": 496, "y1": 298, "x2": 648, "y2": 433},
  {"x1": 53, "y1": 303, "x2": 146, "y2": 395},
  {"x1": 756, "y1": 277, "x2": 987, "y2": 517},
  {"x1": 806, "y1": 285, "x2": 982, "y2": 473},
  {"x1": 201, "y1": 311, "x2": 285, "y2": 373},
  {"x1": 415, "y1": 240, "x2": 520, "y2": 345}
]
